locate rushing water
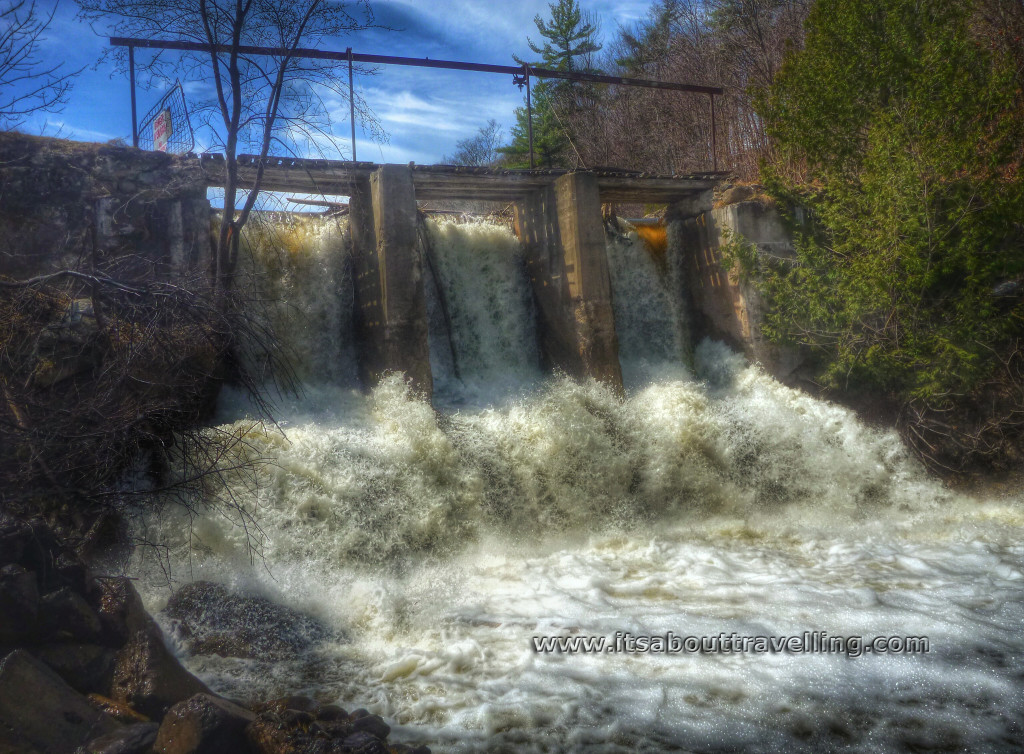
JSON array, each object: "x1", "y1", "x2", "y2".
[{"x1": 133, "y1": 216, "x2": 1024, "y2": 753}]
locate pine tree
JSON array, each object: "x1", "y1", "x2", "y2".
[{"x1": 500, "y1": 0, "x2": 602, "y2": 168}]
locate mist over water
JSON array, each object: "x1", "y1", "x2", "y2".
[{"x1": 135, "y1": 216, "x2": 1024, "y2": 753}]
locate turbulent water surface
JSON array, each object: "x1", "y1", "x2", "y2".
[{"x1": 133, "y1": 217, "x2": 1024, "y2": 753}]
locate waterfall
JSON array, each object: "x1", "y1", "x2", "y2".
[
  {"x1": 132, "y1": 213, "x2": 1024, "y2": 754},
  {"x1": 235, "y1": 213, "x2": 358, "y2": 389},
  {"x1": 420, "y1": 217, "x2": 542, "y2": 406},
  {"x1": 604, "y1": 219, "x2": 691, "y2": 387}
]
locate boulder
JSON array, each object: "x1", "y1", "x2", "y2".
[
  {"x1": 111, "y1": 620, "x2": 211, "y2": 720},
  {"x1": 0, "y1": 649, "x2": 120, "y2": 754},
  {"x1": 153, "y1": 693, "x2": 256, "y2": 754},
  {"x1": 0, "y1": 519, "x2": 30, "y2": 565},
  {"x1": 341, "y1": 731, "x2": 388, "y2": 754},
  {"x1": 0, "y1": 516, "x2": 87, "y2": 596},
  {"x1": 163, "y1": 581, "x2": 332, "y2": 660},
  {"x1": 0, "y1": 564, "x2": 40, "y2": 644},
  {"x1": 103, "y1": 576, "x2": 210, "y2": 719},
  {"x1": 38, "y1": 586, "x2": 103, "y2": 642},
  {"x1": 78, "y1": 722, "x2": 159, "y2": 754},
  {"x1": 86, "y1": 694, "x2": 151, "y2": 723},
  {"x1": 32, "y1": 642, "x2": 116, "y2": 694},
  {"x1": 350, "y1": 712, "x2": 390, "y2": 741},
  {"x1": 317, "y1": 704, "x2": 348, "y2": 722}
]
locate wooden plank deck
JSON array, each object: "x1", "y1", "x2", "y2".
[{"x1": 198, "y1": 154, "x2": 723, "y2": 204}]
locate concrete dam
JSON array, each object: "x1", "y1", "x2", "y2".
[{"x1": 200, "y1": 153, "x2": 791, "y2": 400}]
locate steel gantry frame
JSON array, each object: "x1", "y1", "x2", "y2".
[{"x1": 111, "y1": 37, "x2": 725, "y2": 170}]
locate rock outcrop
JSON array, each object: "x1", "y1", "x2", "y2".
[
  {"x1": 0, "y1": 516, "x2": 433, "y2": 754},
  {"x1": 163, "y1": 582, "x2": 333, "y2": 661},
  {"x1": 0, "y1": 516, "x2": 208, "y2": 753}
]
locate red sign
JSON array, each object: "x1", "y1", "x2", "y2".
[{"x1": 153, "y1": 109, "x2": 173, "y2": 152}]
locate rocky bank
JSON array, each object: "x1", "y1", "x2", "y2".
[{"x1": 0, "y1": 515, "x2": 431, "y2": 754}]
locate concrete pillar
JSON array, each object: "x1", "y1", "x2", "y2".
[
  {"x1": 554, "y1": 172, "x2": 623, "y2": 390},
  {"x1": 350, "y1": 165, "x2": 433, "y2": 396},
  {"x1": 514, "y1": 186, "x2": 583, "y2": 379},
  {"x1": 513, "y1": 172, "x2": 623, "y2": 392}
]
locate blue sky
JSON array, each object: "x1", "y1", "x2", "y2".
[{"x1": 22, "y1": 0, "x2": 655, "y2": 164}]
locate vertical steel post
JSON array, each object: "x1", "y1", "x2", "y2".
[
  {"x1": 710, "y1": 93, "x2": 717, "y2": 172},
  {"x1": 525, "y1": 64, "x2": 534, "y2": 169},
  {"x1": 348, "y1": 48, "x2": 357, "y2": 161},
  {"x1": 129, "y1": 45, "x2": 138, "y2": 148}
]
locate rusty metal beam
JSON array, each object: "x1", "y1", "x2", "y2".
[{"x1": 108, "y1": 37, "x2": 724, "y2": 95}]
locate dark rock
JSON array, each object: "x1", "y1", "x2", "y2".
[
  {"x1": 281, "y1": 695, "x2": 320, "y2": 716},
  {"x1": 245, "y1": 717, "x2": 302, "y2": 754},
  {"x1": 283, "y1": 709, "x2": 316, "y2": 727},
  {"x1": 95, "y1": 577, "x2": 138, "y2": 647},
  {"x1": 718, "y1": 184, "x2": 758, "y2": 205},
  {"x1": 33, "y1": 642, "x2": 116, "y2": 694},
  {"x1": 163, "y1": 581, "x2": 332, "y2": 660},
  {"x1": 317, "y1": 705, "x2": 349, "y2": 722},
  {"x1": 111, "y1": 621, "x2": 211, "y2": 720},
  {"x1": 38, "y1": 587, "x2": 103, "y2": 642},
  {"x1": 0, "y1": 564, "x2": 40, "y2": 644},
  {"x1": 107, "y1": 578, "x2": 210, "y2": 719},
  {"x1": 54, "y1": 552, "x2": 94, "y2": 598},
  {"x1": 86, "y1": 694, "x2": 151, "y2": 723},
  {"x1": 153, "y1": 693, "x2": 256, "y2": 754},
  {"x1": 0, "y1": 519, "x2": 29, "y2": 565},
  {"x1": 0, "y1": 649, "x2": 121, "y2": 754},
  {"x1": 351, "y1": 714, "x2": 390, "y2": 741},
  {"x1": 341, "y1": 731, "x2": 388, "y2": 754},
  {"x1": 4, "y1": 519, "x2": 63, "y2": 590},
  {"x1": 78, "y1": 722, "x2": 159, "y2": 754}
]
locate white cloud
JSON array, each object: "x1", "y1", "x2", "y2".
[{"x1": 52, "y1": 0, "x2": 659, "y2": 160}]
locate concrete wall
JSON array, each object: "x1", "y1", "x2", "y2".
[
  {"x1": 0, "y1": 133, "x2": 211, "y2": 283},
  {"x1": 671, "y1": 196, "x2": 803, "y2": 380}
]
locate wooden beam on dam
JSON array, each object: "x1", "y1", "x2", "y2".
[{"x1": 199, "y1": 154, "x2": 721, "y2": 204}]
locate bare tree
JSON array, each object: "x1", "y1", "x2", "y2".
[
  {"x1": 1, "y1": 1, "x2": 81, "y2": 129},
  {"x1": 563, "y1": 0, "x2": 809, "y2": 178},
  {"x1": 76, "y1": 0, "x2": 385, "y2": 290},
  {"x1": 442, "y1": 119, "x2": 503, "y2": 166}
]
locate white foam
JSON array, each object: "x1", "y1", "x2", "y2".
[{"x1": 133, "y1": 218, "x2": 1024, "y2": 752}]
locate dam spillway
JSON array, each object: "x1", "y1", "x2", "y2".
[{"x1": 202, "y1": 155, "x2": 722, "y2": 399}]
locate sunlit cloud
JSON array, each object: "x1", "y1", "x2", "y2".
[{"x1": 24, "y1": 0, "x2": 651, "y2": 164}]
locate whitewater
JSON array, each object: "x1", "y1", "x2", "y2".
[{"x1": 130, "y1": 215, "x2": 1024, "y2": 753}]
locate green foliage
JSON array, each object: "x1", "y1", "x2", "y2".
[
  {"x1": 717, "y1": 225, "x2": 760, "y2": 285},
  {"x1": 500, "y1": 0, "x2": 602, "y2": 168},
  {"x1": 755, "y1": 0, "x2": 1024, "y2": 407},
  {"x1": 527, "y1": 0, "x2": 601, "y2": 72},
  {"x1": 615, "y1": 0, "x2": 675, "y2": 75}
]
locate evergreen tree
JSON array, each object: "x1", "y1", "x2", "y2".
[
  {"x1": 500, "y1": 0, "x2": 602, "y2": 168},
  {"x1": 752, "y1": 0, "x2": 1024, "y2": 470}
]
